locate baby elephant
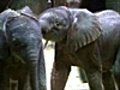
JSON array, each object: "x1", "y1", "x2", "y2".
[
  {"x1": 39, "y1": 6, "x2": 120, "y2": 90},
  {"x1": 0, "y1": 6, "x2": 46, "y2": 90}
]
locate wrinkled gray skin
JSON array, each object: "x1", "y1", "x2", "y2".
[
  {"x1": 39, "y1": 6, "x2": 120, "y2": 90},
  {"x1": 0, "y1": 6, "x2": 46, "y2": 90}
]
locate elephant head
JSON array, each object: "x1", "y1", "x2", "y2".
[
  {"x1": 0, "y1": 6, "x2": 42, "y2": 63},
  {"x1": 0, "y1": 6, "x2": 46, "y2": 90},
  {"x1": 39, "y1": 6, "x2": 73, "y2": 42},
  {"x1": 39, "y1": 6, "x2": 101, "y2": 51}
]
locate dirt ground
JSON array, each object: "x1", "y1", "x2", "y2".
[{"x1": 44, "y1": 47, "x2": 90, "y2": 90}]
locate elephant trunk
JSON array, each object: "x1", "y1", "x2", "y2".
[
  {"x1": 27, "y1": 47, "x2": 46, "y2": 90},
  {"x1": 27, "y1": 50, "x2": 39, "y2": 61},
  {"x1": 26, "y1": 49, "x2": 40, "y2": 90}
]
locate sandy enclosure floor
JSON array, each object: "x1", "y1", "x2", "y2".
[{"x1": 44, "y1": 48, "x2": 90, "y2": 90}]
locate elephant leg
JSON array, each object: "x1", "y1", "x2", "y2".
[
  {"x1": 112, "y1": 59, "x2": 120, "y2": 89},
  {"x1": 4, "y1": 77, "x2": 10, "y2": 90},
  {"x1": 51, "y1": 62, "x2": 71, "y2": 90},
  {"x1": 0, "y1": 61, "x2": 10, "y2": 90},
  {"x1": 78, "y1": 68, "x2": 87, "y2": 83},
  {"x1": 112, "y1": 47, "x2": 120, "y2": 89},
  {"x1": 10, "y1": 79, "x2": 18, "y2": 90},
  {"x1": 113, "y1": 70, "x2": 120, "y2": 90},
  {"x1": 102, "y1": 70, "x2": 118, "y2": 90},
  {"x1": 18, "y1": 76, "x2": 27, "y2": 90},
  {"x1": 113, "y1": 66, "x2": 120, "y2": 90},
  {"x1": 3, "y1": 66, "x2": 10, "y2": 90},
  {"x1": 18, "y1": 68, "x2": 28, "y2": 90},
  {"x1": 0, "y1": 61, "x2": 5, "y2": 90},
  {"x1": 85, "y1": 70, "x2": 104, "y2": 90}
]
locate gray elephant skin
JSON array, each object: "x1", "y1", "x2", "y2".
[
  {"x1": 39, "y1": 6, "x2": 120, "y2": 90},
  {"x1": 0, "y1": 6, "x2": 46, "y2": 90}
]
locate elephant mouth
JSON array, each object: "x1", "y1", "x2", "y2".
[
  {"x1": 43, "y1": 33, "x2": 59, "y2": 42},
  {"x1": 42, "y1": 29, "x2": 64, "y2": 42}
]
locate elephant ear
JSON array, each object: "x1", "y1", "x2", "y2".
[
  {"x1": 18, "y1": 6, "x2": 37, "y2": 20},
  {"x1": 0, "y1": 9, "x2": 20, "y2": 32},
  {"x1": 66, "y1": 10, "x2": 102, "y2": 51}
]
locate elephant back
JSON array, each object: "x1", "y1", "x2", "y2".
[{"x1": 17, "y1": 6, "x2": 38, "y2": 21}]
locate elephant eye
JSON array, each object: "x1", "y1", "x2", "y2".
[
  {"x1": 54, "y1": 18, "x2": 62, "y2": 27},
  {"x1": 55, "y1": 22, "x2": 62, "y2": 27},
  {"x1": 12, "y1": 38, "x2": 20, "y2": 46},
  {"x1": 54, "y1": 19, "x2": 67, "y2": 28}
]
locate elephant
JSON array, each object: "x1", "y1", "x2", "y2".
[
  {"x1": 47, "y1": 0, "x2": 120, "y2": 85},
  {"x1": 38, "y1": 6, "x2": 120, "y2": 90},
  {"x1": 0, "y1": 6, "x2": 46, "y2": 90}
]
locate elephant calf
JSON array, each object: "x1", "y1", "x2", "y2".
[
  {"x1": 0, "y1": 6, "x2": 46, "y2": 90},
  {"x1": 39, "y1": 6, "x2": 120, "y2": 90}
]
